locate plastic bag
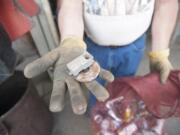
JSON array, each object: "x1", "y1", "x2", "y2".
[{"x1": 91, "y1": 71, "x2": 180, "y2": 135}]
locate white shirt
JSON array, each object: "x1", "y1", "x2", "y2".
[
  {"x1": 83, "y1": 0, "x2": 155, "y2": 46},
  {"x1": 84, "y1": 0, "x2": 154, "y2": 16}
]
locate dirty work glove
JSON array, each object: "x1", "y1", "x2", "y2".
[
  {"x1": 149, "y1": 48, "x2": 173, "y2": 84},
  {"x1": 24, "y1": 37, "x2": 114, "y2": 115}
]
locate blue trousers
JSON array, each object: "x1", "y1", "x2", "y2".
[{"x1": 85, "y1": 34, "x2": 146, "y2": 108}]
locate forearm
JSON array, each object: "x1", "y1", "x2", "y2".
[
  {"x1": 57, "y1": 0, "x2": 84, "y2": 41},
  {"x1": 151, "y1": 0, "x2": 179, "y2": 51}
]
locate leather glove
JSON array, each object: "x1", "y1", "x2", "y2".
[
  {"x1": 149, "y1": 48, "x2": 173, "y2": 84},
  {"x1": 24, "y1": 37, "x2": 114, "y2": 115}
]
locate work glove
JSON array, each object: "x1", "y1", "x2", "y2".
[
  {"x1": 149, "y1": 48, "x2": 173, "y2": 84},
  {"x1": 24, "y1": 37, "x2": 114, "y2": 115}
]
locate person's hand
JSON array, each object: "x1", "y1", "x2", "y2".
[
  {"x1": 149, "y1": 48, "x2": 173, "y2": 84},
  {"x1": 24, "y1": 37, "x2": 114, "y2": 115}
]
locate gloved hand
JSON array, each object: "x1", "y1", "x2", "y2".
[
  {"x1": 149, "y1": 48, "x2": 173, "y2": 84},
  {"x1": 24, "y1": 37, "x2": 114, "y2": 115}
]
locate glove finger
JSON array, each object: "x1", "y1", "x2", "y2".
[
  {"x1": 84, "y1": 80, "x2": 109, "y2": 102},
  {"x1": 66, "y1": 77, "x2": 87, "y2": 115},
  {"x1": 99, "y1": 68, "x2": 114, "y2": 82},
  {"x1": 160, "y1": 63, "x2": 173, "y2": 84},
  {"x1": 160, "y1": 67, "x2": 170, "y2": 84},
  {"x1": 49, "y1": 80, "x2": 66, "y2": 112},
  {"x1": 24, "y1": 49, "x2": 59, "y2": 78}
]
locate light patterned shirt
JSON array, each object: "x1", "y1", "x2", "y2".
[{"x1": 83, "y1": 0, "x2": 153, "y2": 16}]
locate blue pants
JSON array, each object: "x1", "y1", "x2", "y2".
[{"x1": 85, "y1": 35, "x2": 146, "y2": 108}]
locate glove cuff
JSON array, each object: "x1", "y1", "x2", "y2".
[
  {"x1": 148, "y1": 48, "x2": 170, "y2": 60},
  {"x1": 61, "y1": 36, "x2": 87, "y2": 50}
]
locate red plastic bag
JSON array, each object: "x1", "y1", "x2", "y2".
[{"x1": 91, "y1": 70, "x2": 180, "y2": 135}]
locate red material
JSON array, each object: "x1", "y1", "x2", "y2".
[
  {"x1": 108, "y1": 70, "x2": 180, "y2": 118},
  {"x1": 0, "y1": 0, "x2": 39, "y2": 41},
  {"x1": 16, "y1": 0, "x2": 39, "y2": 16},
  {"x1": 91, "y1": 70, "x2": 180, "y2": 135}
]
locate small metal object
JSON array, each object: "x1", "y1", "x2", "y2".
[
  {"x1": 94, "y1": 115, "x2": 103, "y2": 124},
  {"x1": 118, "y1": 123, "x2": 137, "y2": 135},
  {"x1": 76, "y1": 61, "x2": 100, "y2": 82},
  {"x1": 101, "y1": 119, "x2": 110, "y2": 130},
  {"x1": 124, "y1": 106, "x2": 133, "y2": 123},
  {"x1": 106, "y1": 97, "x2": 124, "y2": 122},
  {"x1": 67, "y1": 52, "x2": 101, "y2": 82},
  {"x1": 106, "y1": 97, "x2": 124, "y2": 109},
  {"x1": 108, "y1": 110, "x2": 122, "y2": 122},
  {"x1": 67, "y1": 52, "x2": 94, "y2": 76}
]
